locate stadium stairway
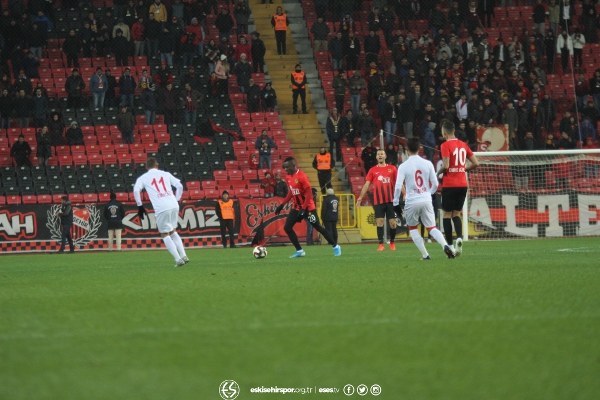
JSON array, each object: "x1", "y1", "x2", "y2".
[{"x1": 249, "y1": 0, "x2": 346, "y2": 194}]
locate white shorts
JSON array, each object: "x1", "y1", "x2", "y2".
[
  {"x1": 156, "y1": 208, "x2": 179, "y2": 233},
  {"x1": 404, "y1": 201, "x2": 436, "y2": 228}
]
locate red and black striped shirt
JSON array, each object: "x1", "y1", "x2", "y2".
[{"x1": 365, "y1": 164, "x2": 397, "y2": 205}]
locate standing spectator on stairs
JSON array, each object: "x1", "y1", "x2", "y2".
[
  {"x1": 326, "y1": 107, "x2": 343, "y2": 162},
  {"x1": 313, "y1": 147, "x2": 334, "y2": 195},
  {"x1": 251, "y1": 31, "x2": 266, "y2": 73},
  {"x1": 291, "y1": 64, "x2": 308, "y2": 114},
  {"x1": 271, "y1": 6, "x2": 289, "y2": 55}
]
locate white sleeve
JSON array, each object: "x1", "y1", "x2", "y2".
[
  {"x1": 393, "y1": 167, "x2": 405, "y2": 206},
  {"x1": 169, "y1": 173, "x2": 184, "y2": 201},
  {"x1": 133, "y1": 178, "x2": 144, "y2": 206},
  {"x1": 428, "y1": 162, "x2": 439, "y2": 194}
]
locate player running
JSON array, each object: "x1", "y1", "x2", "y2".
[
  {"x1": 356, "y1": 149, "x2": 398, "y2": 251},
  {"x1": 438, "y1": 120, "x2": 479, "y2": 256},
  {"x1": 393, "y1": 138, "x2": 455, "y2": 259},
  {"x1": 133, "y1": 157, "x2": 189, "y2": 267},
  {"x1": 275, "y1": 157, "x2": 342, "y2": 258}
]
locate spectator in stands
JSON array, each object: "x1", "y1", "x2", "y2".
[
  {"x1": 118, "y1": 68, "x2": 136, "y2": 108},
  {"x1": 132, "y1": 16, "x2": 145, "y2": 56},
  {"x1": 159, "y1": 82, "x2": 179, "y2": 125},
  {"x1": 251, "y1": 32, "x2": 266, "y2": 73},
  {"x1": 234, "y1": 53, "x2": 252, "y2": 93},
  {"x1": 90, "y1": 68, "x2": 108, "y2": 109},
  {"x1": 291, "y1": 63, "x2": 308, "y2": 114},
  {"x1": 183, "y1": 18, "x2": 202, "y2": 65},
  {"x1": 234, "y1": 0, "x2": 250, "y2": 35},
  {"x1": 262, "y1": 82, "x2": 277, "y2": 111},
  {"x1": 0, "y1": 89, "x2": 11, "y2": 129},
  {"x1": 271, "y1": 6, "x2": 289, "y2": 55},
  {"x1": 117, "y1": 105, "x2": 136, "y2": 144},
  {"x1": 548, "y1": 0, "x2": 560, "y2": 35},
  {"x1": 311, "y1": 16, "x2": 330, "y2": 52},
  {"x1": 246, "y1": 79, "x2": 262, "y2": 112},
  {"x1": 503, "y1": 101, "x2": 519, "y2": 148},
  {"x1": 421, "y1": 121, "x2": 437, "y2": 161},
  {"x1": 249, "y1": 153, "x2": 259, "y2": 169},
  {"x1": 159, "y1": 26, "x2": 176, "y2": 68},
  {"x1": 95, "y1": 21, "x2": 112, "y2": 57},
  {"x1": 21, "y1": 51, "x2": 40, "y2": 79},
  {"x1": 154, "y1": 64, "x2": 175, "y2": 88},
  {"x1": 79, "y1": 21, "x2": 95, "y2": 58},
  {"x1": 28, "y1": 23, "x2": 46, "y2": 59},
  {"x1": 382, "y1": 95, "x2": 398, "y2": 145},
  {"x1": 138, "y1": 68, "x2": 153, "y2": 90},
  {"x1": 13, "y1": 89, "x2": 32, "y2": 128},
  {"x1": 326, "y1": 108, "x2": 343, "y2": 162},
  {"x1": 332, "y1": 70, "x2": 347, "y2": 112},
  {"x1": 62, "y1": 29, "x2": 81, "y2": 68},
  {"x1": 349, "y1": 70, "x2": 366, "y2": 116},
  {"x1": 590, "y1": 69, "x2": 600, "y2": 113},
  {"x1": 149, "y1": 0, "x2": 168, "y2": 23},
  {"x1": 113, "y1": 18, "x2": 130, "y2": 41},
  {"x1": 560, "y1": 0, "x2": 572, "y2": 30},
  {"x1": 581, "y1": 0, "x2": 598, "y2": 44},
  {"x1": 36, "y1": 125, "x2": 52, "y2": 166},
  {"x1": 142, "y1": 84, "x2": 158, "y2": 124},
  {"x1": 274, "y1": 171, "x2": 288, "y2": 197},
  {"x1": 572, "y1": 30, "x2": 586, "y2": 69},
  {"x1": 14, "y1": 69, "x2": 33, "y2": 95},
  {"x1": 261, "y1": 171, "x2": 276, "y2": 198},
  {"x1": 385, "y1": 143, "x2": 398, "y2": 166},
  {"x1": 532, "y1": 0, "x2": 546, "y2": 36},
  {"x1": 361, "y1": 142, "x2": 378, "y2": 174},
  {"x1": 145, "y1": 12, "x2": 162, "y2": 57},
  {"x1": 364, "y1": 30, "x2": 381, "y2": 68},
  {"x1": 255, "y1": 130, "x2": 276, "y2": 169},
  {"x1": 32, "y1": 88, "x2": 48, "y2": 128},
  {"x1": 581, "y1": 99, "x2": 599, "y2": 141},
  {"x1": 216, "y1": 7, "x2": 234, "y2": 42},
  {"x1": 104, "y1": 69, "x2": 117, "y2": 107},
  {"x1": 329, "y1": 32, "x2": 344, "y2": 71},
  {"x1": 557, "y1": 130, "x2": 575, "y2": 149},
  {"x1": 344, "y1": 31, "x2": 361, "y2": 71},
  {"x1": 214, "y1": 54, "x2": 230, "y2": 96},
  {"x1": 10, "y1": 134, "x2": 32, "y2": 168},
  {"x1": 112, "y1": 29, "x2": 131, "y2": 66},
  {"x1": 66, "y1": 121, "x2": 84, "y2": 145},
  {"x1": 48, "y1": 112, "x2": 65, "y2": 145},
  {"x1": 359, "y1": 108, "x2": 376, "y2": 147},
  {"x1": 340, "y1": 109, "x2": 357, "y2": 145},
  {"x1": 180, "y1": 82, "x2": 201, "y2": 127}
]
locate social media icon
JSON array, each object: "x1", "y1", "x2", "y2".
[
  {"x1": 357, "y1": 384, "x2": 368, "y2": 396},
  {"x1": 343, "y1": 384, "x2": 355, "y2": 396},
  {"x1": 370, "y1": 384, "x2": 382, "y2": 396}
]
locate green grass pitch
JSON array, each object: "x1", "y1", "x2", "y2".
[{"x1": 1, "y1": 238, "x2": 599, "y2": 400}]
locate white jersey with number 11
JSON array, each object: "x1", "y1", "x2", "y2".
[{"x1": 133, "y1": 169, "x2": 183, "y2": 214}]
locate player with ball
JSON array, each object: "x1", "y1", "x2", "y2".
[{"x1": 275, "y1": 157, "x2": 342, "y2": 258}]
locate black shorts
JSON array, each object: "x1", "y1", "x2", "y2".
[
  {"x1": 441, "y1": 187, "x2": 468, "y2": 212},
  {"x1": 374, "y1": 203, "x2": 395, "y2": 219},
  {"x1": 287, "y1": 208, "x2": 321, "y2": 226}
]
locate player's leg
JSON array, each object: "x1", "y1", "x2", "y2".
[
  {"x1": 451, "y1": 188, "x2": 468, "y2": 256},
  {"x1": 107, "y1": 229, "x2": 114, "y2": 250},
  {"x1": 157, "y1": 210, "x2": 184, "y2": 266},
  {"x1": 374, "y1": 204, "x2": 385, "y2": 251},
  {"x1": 441, "y1": 188, "x2": 454, "y2": 245},
  {"x1": 115, "y1": 229, "x2": 122, "y2": 250},
  {"x1": 285, "y1": 209, "x2": 304, "y2": 257},
  {"x1": 421, "y1": 202, "x2": 455, "y2": 259},
  {"x1": 386, "y1": 204, "x2": 397, "y2": 250},
  {"x1": 405, "y1": 205, "x2": 428, "y2": 259},
  {"x1": 306, "y1": 211, "x2": 341, "y2": 256}
]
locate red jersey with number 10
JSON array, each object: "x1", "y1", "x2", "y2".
[
  {"x1": 440, "y1": 138, "x2": 473, "y2": 187},
  {"x1": 366, "y1": 164, "x2": 397, "y2": 205},
  {"x1": 283, "y1": 169, "x2": 316, "y2": 211}
]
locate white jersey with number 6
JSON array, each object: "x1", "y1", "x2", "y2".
[
  {"x1": 133, "y1": 168, "x2": 183, "y2": 214},
  {"x1": 394, "y1": 155, "x2": 438, "y2": 206}
]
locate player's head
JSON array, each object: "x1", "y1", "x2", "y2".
[
  {"x1": 146, "y1": 157, "x2": 159, "y2": 170},
  {"x1": 406, "y1": 137, "x2": 420, "y2": 155},
  {"x1": 376, "y1": 149, "x2": 387, "y2": 165},
  {"x1": 282, "y1": 157, "x2": 297, "y2": 175},
  {"x1": 441, "y1": 120, "x2": 455, "y2": 138}
]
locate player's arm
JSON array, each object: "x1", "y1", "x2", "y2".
[
  {"x1": 428, "y1": 163, "x2": 439, "y2": 194},
  {"x1": 466, "y1": 153, "x2": 479, "y2": 171},
  {"x1": 133, "y1": 178, "x2": 144, "y2": 206},
  {"x1": 356, "y1": 180, "x2": 371, "y2": 205},
  {"x1": 169, "y1": 174, "x2": 184, "y2": 201},
  {"x1": 275, "y1": 190, "x2": 292, "y2": 215},
  {"x1": 300, "y1": 175, "x2": 313, "y2": 210},
  {"x1": 393, "y1": 170, "x2": 405, "y2": 206}
]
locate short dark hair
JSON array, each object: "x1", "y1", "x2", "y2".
[
  {"x1": 407, "y1": 137, "x2": 420, "y2": 153},
  {"x1": 442, "y1": 120, "x2": 455, "y2": 135},
  {"x1": 146, "y1": 157, "x2": 158, "y2": 169}
]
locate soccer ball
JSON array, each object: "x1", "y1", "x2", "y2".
[{"x1": 253, "y1": 246, "x2": 268, "y2": 259}]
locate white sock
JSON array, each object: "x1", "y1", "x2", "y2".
[
  {"x1": 170, "y1": 232, "x2": 187, "y2": 258},
  {"x1": 409, "y1": 229, "x2": 428, "y2": 258},
  {"x1": 429, "y1": 228, "x2": 448, "y2": 248},
  {"x1": 162, "y1": 236, "x2": 181, "y2": 261}
]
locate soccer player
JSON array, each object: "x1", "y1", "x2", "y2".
[
  {"x1": 133, "y1": 157, "x2": 189, "y2": 267},
  {"x1": 356, "y1": 149, "x2": 398, "y2": 251},
  {"x1": 393, "y1": 138, "x2": 455, "y2": 260},
  {"x1": 275, "y1": 157, "x2": 342, "y2": 258},
  {"x1": 438, "y1": 120, "x2": 479, "y2": 256}
]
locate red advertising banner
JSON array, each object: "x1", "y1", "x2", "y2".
[{"x1": 476, "y1": 125, "x2": 509, "y2": 152}]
